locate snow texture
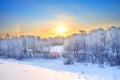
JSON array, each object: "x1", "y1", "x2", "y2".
[{"x1": 0, "y1": 58, "x2": 119, "y2": 80}]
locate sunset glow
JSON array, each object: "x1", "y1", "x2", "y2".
[
  {"x1": 56, "y1": 25, "x2": 66, "y2": 35},
  {"x1": 0, "y1": 0, "x2": 120, "y2": 38}
]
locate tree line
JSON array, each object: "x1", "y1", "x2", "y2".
[
  {"x1": 64, "y1": 26, "x2": 120, "y2": 66},
  {"x1": 0, "y1": 26, "x2": 120, "y2": 66}
]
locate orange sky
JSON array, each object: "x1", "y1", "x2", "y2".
[
  {"x1": 0, "y1": 0, "x2": 120, "y2": 38},
  {"x1": 11, "y1": 24, "x2": 110, "y2": 38}
]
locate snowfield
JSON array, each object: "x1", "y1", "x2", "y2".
[
  {"x1": 0, "y1": 59, "x2": 85, "y2": 80},
  {"x1": 0, "y1": 58, "x2": 119, "y2": 80}
]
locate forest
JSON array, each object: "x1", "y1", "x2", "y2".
[{"x1": 0, "y1": 26, "x2": 120, "y2": 66}]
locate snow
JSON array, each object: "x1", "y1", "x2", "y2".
[
  {"x1": 0, "y1": 59, "x2": 85, "y2": 80},
  {"x1": 50, "y1": 45, "x2": 64, "y2": 55},
  {"x1": 0, "y1": 58, "x2": 120, "y2": 80}
]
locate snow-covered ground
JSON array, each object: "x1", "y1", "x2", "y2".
[{"x1": 0, "y1": 58, "x2": 120, "y2": 80}]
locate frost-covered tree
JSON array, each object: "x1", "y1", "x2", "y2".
[
  {"x1": 63, "y1": 26, "x2": 120, "y2": 66},
  {"x1": 106, "y1": 26, "x2": 120, "y2": 65},
  {"x1": 0, "y1": 26, "x2": 120, "y2": 66},
  {"x1": 64, "y1": 31, "x2": 87, "y2": 63}
]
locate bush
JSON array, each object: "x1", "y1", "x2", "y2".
[
  {"x1": 64, "y1": 56, "x2": 74, "y2": 65},
  {"x1": 49, "y1": 51, "x2": 60, "y2": 59},
  {"x1": 64, "y1": 58, "x2": 73, "y2": 64}
]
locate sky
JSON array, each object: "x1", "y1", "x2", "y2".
[{"x1": 0, "y1": 0, "x2": 120, "y2": 37}]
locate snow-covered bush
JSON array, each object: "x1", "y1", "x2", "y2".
[
  {"x1": 49, "y1": 51, "x2": 60, "y2": 59},
  {"x1": 63, "y1": 52, "x2": 74, "y2": 65},
  {"x1": 64, "y1": 58, "x2": 73, "y2": 64}
]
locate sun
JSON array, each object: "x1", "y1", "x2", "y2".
[{"x1": 56, "y1": 25, "x2": 66, "y2": 35}]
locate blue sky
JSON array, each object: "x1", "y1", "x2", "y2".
[{"x1": 0, "y1": 0, "x2": 120, "y2": 37}]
